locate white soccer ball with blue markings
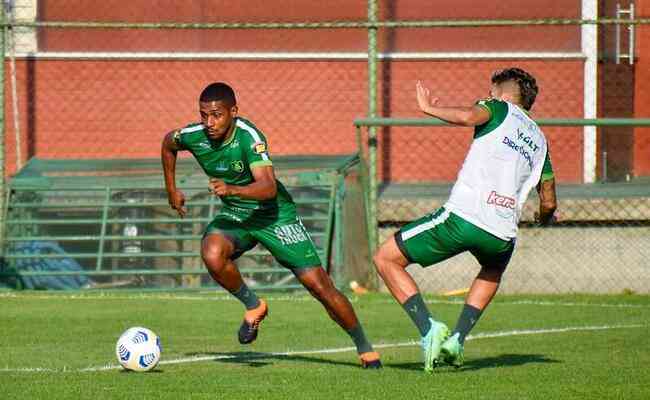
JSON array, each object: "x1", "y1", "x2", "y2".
[{"x1": 115, "y1": 327, "x2": 161, "y2": 372}]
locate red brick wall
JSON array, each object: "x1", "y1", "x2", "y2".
[
  {"x1": 3, "y1": 59, "x2": 585, "y2": 182},
  {"x1": 3, "y1": 1, "x2": 588, "y2": 182}
]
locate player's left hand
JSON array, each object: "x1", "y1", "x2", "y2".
[{"x1": 209, "y1": 178, "x2": 232, "y2": 196}]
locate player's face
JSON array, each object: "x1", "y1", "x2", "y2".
[{"x1": 199, "y1": 100, "x2": 238, "y2": 140}]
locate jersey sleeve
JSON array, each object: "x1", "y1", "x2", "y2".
[
  {"x1": 540, "y1": 148, "x2": 555, "y2": 182},
  {"x1": 173, "y1": 123, "x2": 203, "y2": 150},
  {"x1": 476, "y1": 98, "x2": 507, "y2": 119},
  {"x1": 172, "y1": 129, "x2": 187, "y2": 150},
  {"x1": 474, "y1": 98, "x2": 509, "y2": 139}
]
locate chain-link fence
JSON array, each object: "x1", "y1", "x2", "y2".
[{"x1": 1, "y1": 0, "x2": 649, "y2": 293}]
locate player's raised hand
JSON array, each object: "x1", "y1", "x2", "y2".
[
  {"x1": 209, "y1": 178, "x2": 231, "y2": 196},
  {"x1": 416, "y1": 80, "x2": 439, "y2": 113},
  {"x1": 168, "y1": 189, "x2": 187, "y2": 218}
]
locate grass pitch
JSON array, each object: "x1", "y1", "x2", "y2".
[{"x1": 1, "y1": 291, "x2": 648, "y2": 399}]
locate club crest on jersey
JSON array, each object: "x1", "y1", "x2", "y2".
[
  {"x1": 230, "y1": 160, "x2": 244, "y2": 173},
  {"x1": 253, "y1": 142, "x2": 267, "y2": 154}
]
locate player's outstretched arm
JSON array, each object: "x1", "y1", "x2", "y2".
[
  {"x1": 416, "y1": 81, "x2": 490, "y2": 127},
  {"x1": 209, "y1": 165, "x2": 278, "y2": 201},
  {"x1": 161, "y1": 130, "x2": 187, "y2": 218},
  {"x1": 535, "y1": 178, "x2": 557, "y2": 225}
]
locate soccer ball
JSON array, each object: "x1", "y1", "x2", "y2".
[{"x1": 115, "y1": 327, "x2": 162, "y2": 372}]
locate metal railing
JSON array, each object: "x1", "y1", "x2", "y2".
[{"x1": 354, "y1": 117, "x2": 650, "y2": 254}]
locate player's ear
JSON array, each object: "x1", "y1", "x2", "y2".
[{"x1": 230, "y1": 105, "x2": 238, "y2": 116}]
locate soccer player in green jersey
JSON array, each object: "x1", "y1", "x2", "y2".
[
  {"x1": 161, "y1": 82, "x2": 381, "y2": 369},
  {"x1": 373, "y1": 68, "x2": 557, "y2": 372}
]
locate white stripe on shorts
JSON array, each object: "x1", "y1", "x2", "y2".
[{"x1": 401, "y1": 209, "x2": 451, "y2": 241}]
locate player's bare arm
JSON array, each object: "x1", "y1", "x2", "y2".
[
  {"x1": 535, "y1": 178, "x2": 557, "y2": 225},
  {"x1": 161, "y1": 130, "x2": 187, "y2": 218},
  {"x1": 416, "y1": 81, "x2": 491, "y2": 126},
  {"x1": 209, "y1": 165, "x2": 278, "y2": 200}
]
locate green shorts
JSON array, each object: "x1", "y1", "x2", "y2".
[
  {"x1": 395, "y1": 207, "x2": 515, "y2": 270},
  {"x1": 204, "y1": 205, "x2": 321, "y2": 270}
]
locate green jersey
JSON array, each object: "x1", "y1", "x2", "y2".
[{"x1": 174, "y1": 117, "x2": 294, "y2": 213}]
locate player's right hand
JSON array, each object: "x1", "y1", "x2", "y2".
[{"x1": 168, "y1": 189, "x2": 187, "y2": 218}]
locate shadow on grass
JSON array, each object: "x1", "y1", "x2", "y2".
[
  {"x1": 184, "y1": 351, "x2": 362, "y2": 369},
  {"x1": 184, "y1": 351, "x2": 559, "y2": 372},
  {"x1": 390, "y1": 353, "x2": 561, "y2": 372},
  {"x1": 119, "y1": 368, "x2": 164, "y2": 373}
]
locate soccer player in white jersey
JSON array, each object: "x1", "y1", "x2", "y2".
[{"x1": 372, "y1": 68, "x2": 557, "y2": 372}]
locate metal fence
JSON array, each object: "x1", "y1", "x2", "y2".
[
  {"x1": 0, "y1": 0, "x2": 649, "y2": 293},
  {"x1": 355, "y1": 117, "x2": 650, "y2": 294}
]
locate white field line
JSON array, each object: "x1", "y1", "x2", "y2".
[
  {"x1": 1, "y1": 292, "x2": 649, "y2": 309},
  {"x1": 0, "y1": 323, "x2": 643, "y2": 373}
]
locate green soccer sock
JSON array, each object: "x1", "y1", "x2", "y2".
[
  {"x1": 345, "y1": 323, "x2": 374, "y2": 354},
  {"x1": 452, "y1": 304, "x2": 483, "y2": 344},
  {"x1": 231, "y1": 283, "x2": 261, "y2": 310},
  {"x1": 402, "y1": 293, "x2": 433, "y2": 337}
]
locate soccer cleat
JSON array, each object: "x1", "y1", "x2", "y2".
[
  {"x1": 440, "y1": 333, "x2": 464, "y2": 368},
  {"x1": 359, "y1": 351, "x2": 382, "y2": 369},
  {"x1": 238, "y1": 299, "x2": 268, "y2": 344},
  {"x1": 421, "y1": 318, "x2": 450, "y2": 373}
]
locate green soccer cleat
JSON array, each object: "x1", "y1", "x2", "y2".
[
  {"x1": 440, "y1": 332, "x2": 464, "y2": 368},
  {"x1": 421, "y1": 318, "x2": 449, "y2": 373}
]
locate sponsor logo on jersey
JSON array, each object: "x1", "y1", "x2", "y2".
[
  {"x1": 516, "y1": 129, "x2": 540, "y2": 152},
  {"x1": 199, "y1": 142, "x2": 211, "y2": 149},
  {"x1": 487, "y1": 191, "x2": 516, "y2": 220},
  {"x1": 502, "y1": 136, "x2": 534, "y2": 170},
  {"x1": 512, "y1": 111, "x2": 539, "y2": 133},
  {"x1": 214, "y1": 163, "x2": 229, "y2": 172},
  {"x1": 230, "y1": 160, "x2": 244, "y2": 173},
  {"x1": 487, "y1": 191, "x2": 516, "y2": 209},
  {"x1": 253, "y1": 142, "x2": 267, "y2": 154}
]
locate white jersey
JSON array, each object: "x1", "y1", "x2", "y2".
[{"x1": 444, "y1": 99, "x2": 552, "y2": 240}]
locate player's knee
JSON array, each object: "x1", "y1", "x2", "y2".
[
  {"x1": 201, "y1": 240, "x2": 230, "y2": 270},
  {"x1": 372, "y1": 245, "x2": 393, "y2": 272},
  {"x1": 478, "y1": 264, "x2": 506, "y2": 281}
]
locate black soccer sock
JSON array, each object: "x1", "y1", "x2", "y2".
[
  {"x1": 452, "y1": 304, "x2": 483, "y2": 345},
  {"x1": 345, "y1": 323, "x2": 374, "y2": 354},
  {"x1": 231, "y1": 283, "x2": 261, "y2": 310},
  {"x1": 402, "y1": 293, "x2": 433, "y2": 337}
]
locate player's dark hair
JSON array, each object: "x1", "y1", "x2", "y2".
[
  {"x1": 199, "y1": 82, "x2": 237, "y2": 106},
  {"x1": 491, "y1": 68, "x2": 538, "y2": 111}
]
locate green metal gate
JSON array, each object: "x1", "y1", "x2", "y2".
[{"x1": 0, "y1": 155, "x2": 363, "y2": 291}]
